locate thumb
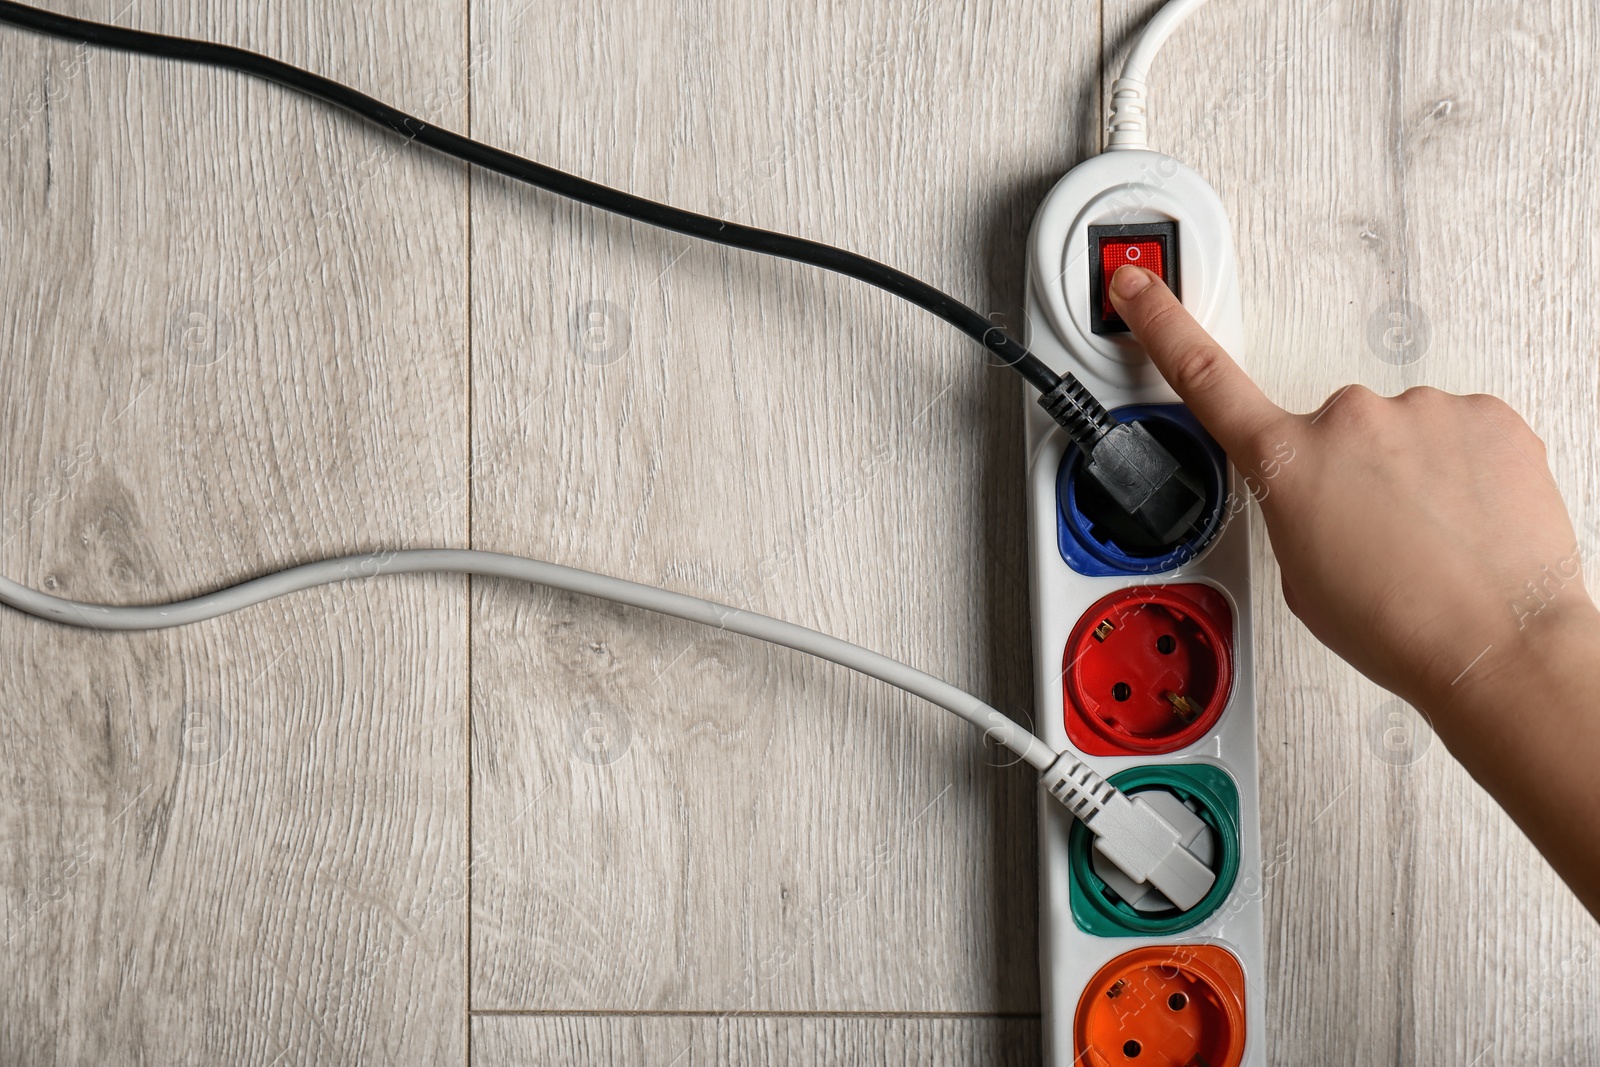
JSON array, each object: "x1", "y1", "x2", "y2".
[{"x1": 1108, "y1": 264, "x2": 1285, "y2": 461}]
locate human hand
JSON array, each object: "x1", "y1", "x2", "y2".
[{"x1": 1106, "y1": 264, "x2": 1591, "y2": 716}]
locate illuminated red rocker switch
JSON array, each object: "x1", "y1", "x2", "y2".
[{"x1": 1088, "y1": 221, "x2": 1179, "y2": 335}]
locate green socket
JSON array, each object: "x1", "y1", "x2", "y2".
[{"x1": 1068, "y1": 763, "x2": 1241, "y2": 937}]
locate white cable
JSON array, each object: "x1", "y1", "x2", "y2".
[
  {"x1": 0, "y1": 547, "x2": 1059, "y2": 766},
  {"x1": 1106, "y1": 0, "x2": 1214, "y2": 151},
  {"x1": 0, "y1": 546, "x2": 1216, "y2": 905}
]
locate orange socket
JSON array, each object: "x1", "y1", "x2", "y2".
[{"x1": 1074, "y1": 944, "x2": 1247, "y2": 1067}]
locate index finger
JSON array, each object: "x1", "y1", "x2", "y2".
[{"x1": 1108, "y1": 264, "x2": 1286, "y2": 460}]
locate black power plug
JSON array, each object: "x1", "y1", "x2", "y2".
[{"x1": 1037, "y1": 376, "x2": 1206, "y2": 545}]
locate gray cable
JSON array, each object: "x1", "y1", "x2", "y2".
[
  {"x1": 0, "y1": 548, "x2": 1057, "y2": 771},
  {"x1": 2, "y1": 549, "x2": 1222, "y2": 902}
]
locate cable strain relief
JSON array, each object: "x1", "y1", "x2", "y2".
[
  {"x1": 1037, "y1": 374, "x2": 1114, "y2": 448},
  {"x1": 1040, "y1": 750, "x2": 1117, "y2": 821},
  {"x1": 1105, "y1": 76, "x2": 1149, "y2": 151}
]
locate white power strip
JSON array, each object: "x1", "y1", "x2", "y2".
[{"x1": 1024, "y1": 149, "x2": 1267, "y2": 1066}]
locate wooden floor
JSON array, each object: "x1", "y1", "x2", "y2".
[{"x1": 0, "y1": 0, "x2": 1596, "y2": 1063}]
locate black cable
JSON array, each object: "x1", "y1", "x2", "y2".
[
  {"x1": 0, "y1": 1, "x2": 1065, "y2": 393},
  {"x1": 0, "y1": 1, "x2": 1211, "y2": 544}
]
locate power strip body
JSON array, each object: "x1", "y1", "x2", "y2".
[{"x1": 1023, "y1": 150, "x2": 1267, "y2": 1066}]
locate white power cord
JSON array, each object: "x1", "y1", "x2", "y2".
[
  {"x1": 0, "y1": 547, "x2": 1215, "y2": 909},
  {"x1": 1106, "y1": 0, "x2": 1214, "y2": 150}
]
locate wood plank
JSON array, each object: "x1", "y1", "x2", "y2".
[
  {"x1": 1105, "y1": 0, "x2": 1600, "y2": 1061},
  {"x1": 2, "y1": 0, "x2": 1596, "y2": 1062},
  {"x1": 0, "y1": 1, "x2": 469, "y2": 1062},
  {"x1": 471, "y1": 1013, "x2": 1040, "y2": 1067},
  {"x1": 465, "y1": 0, "x2": 1100, "y2": 1014}
]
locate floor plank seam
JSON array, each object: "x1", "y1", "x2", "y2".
[
  {"x1": 468, "y1": 1010, "x2": 1046, "y2": 1020},
  {"x1": 463, "y1": 0, "x2": 478, "y2": 1058}
]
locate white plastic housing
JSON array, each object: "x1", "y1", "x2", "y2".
[{"x1": 1023, "y1": 151, "x2": 1266, "y2": 1066}]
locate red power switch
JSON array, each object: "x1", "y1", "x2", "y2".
[
  {"x1": 1099, "y1": 240, "x2": 1166, "y2": 316},
  {"x1": 1087, "y1": 222, "x2": 1179, "y2": 335}
]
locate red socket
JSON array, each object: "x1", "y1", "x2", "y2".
[{"x1": 1063, "y1": 584, "x2": 1234, "y2": 756}]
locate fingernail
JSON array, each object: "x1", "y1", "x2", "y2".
[{"x1": 1111, "y1": 265, "x2": 1153, "y2": 301}]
